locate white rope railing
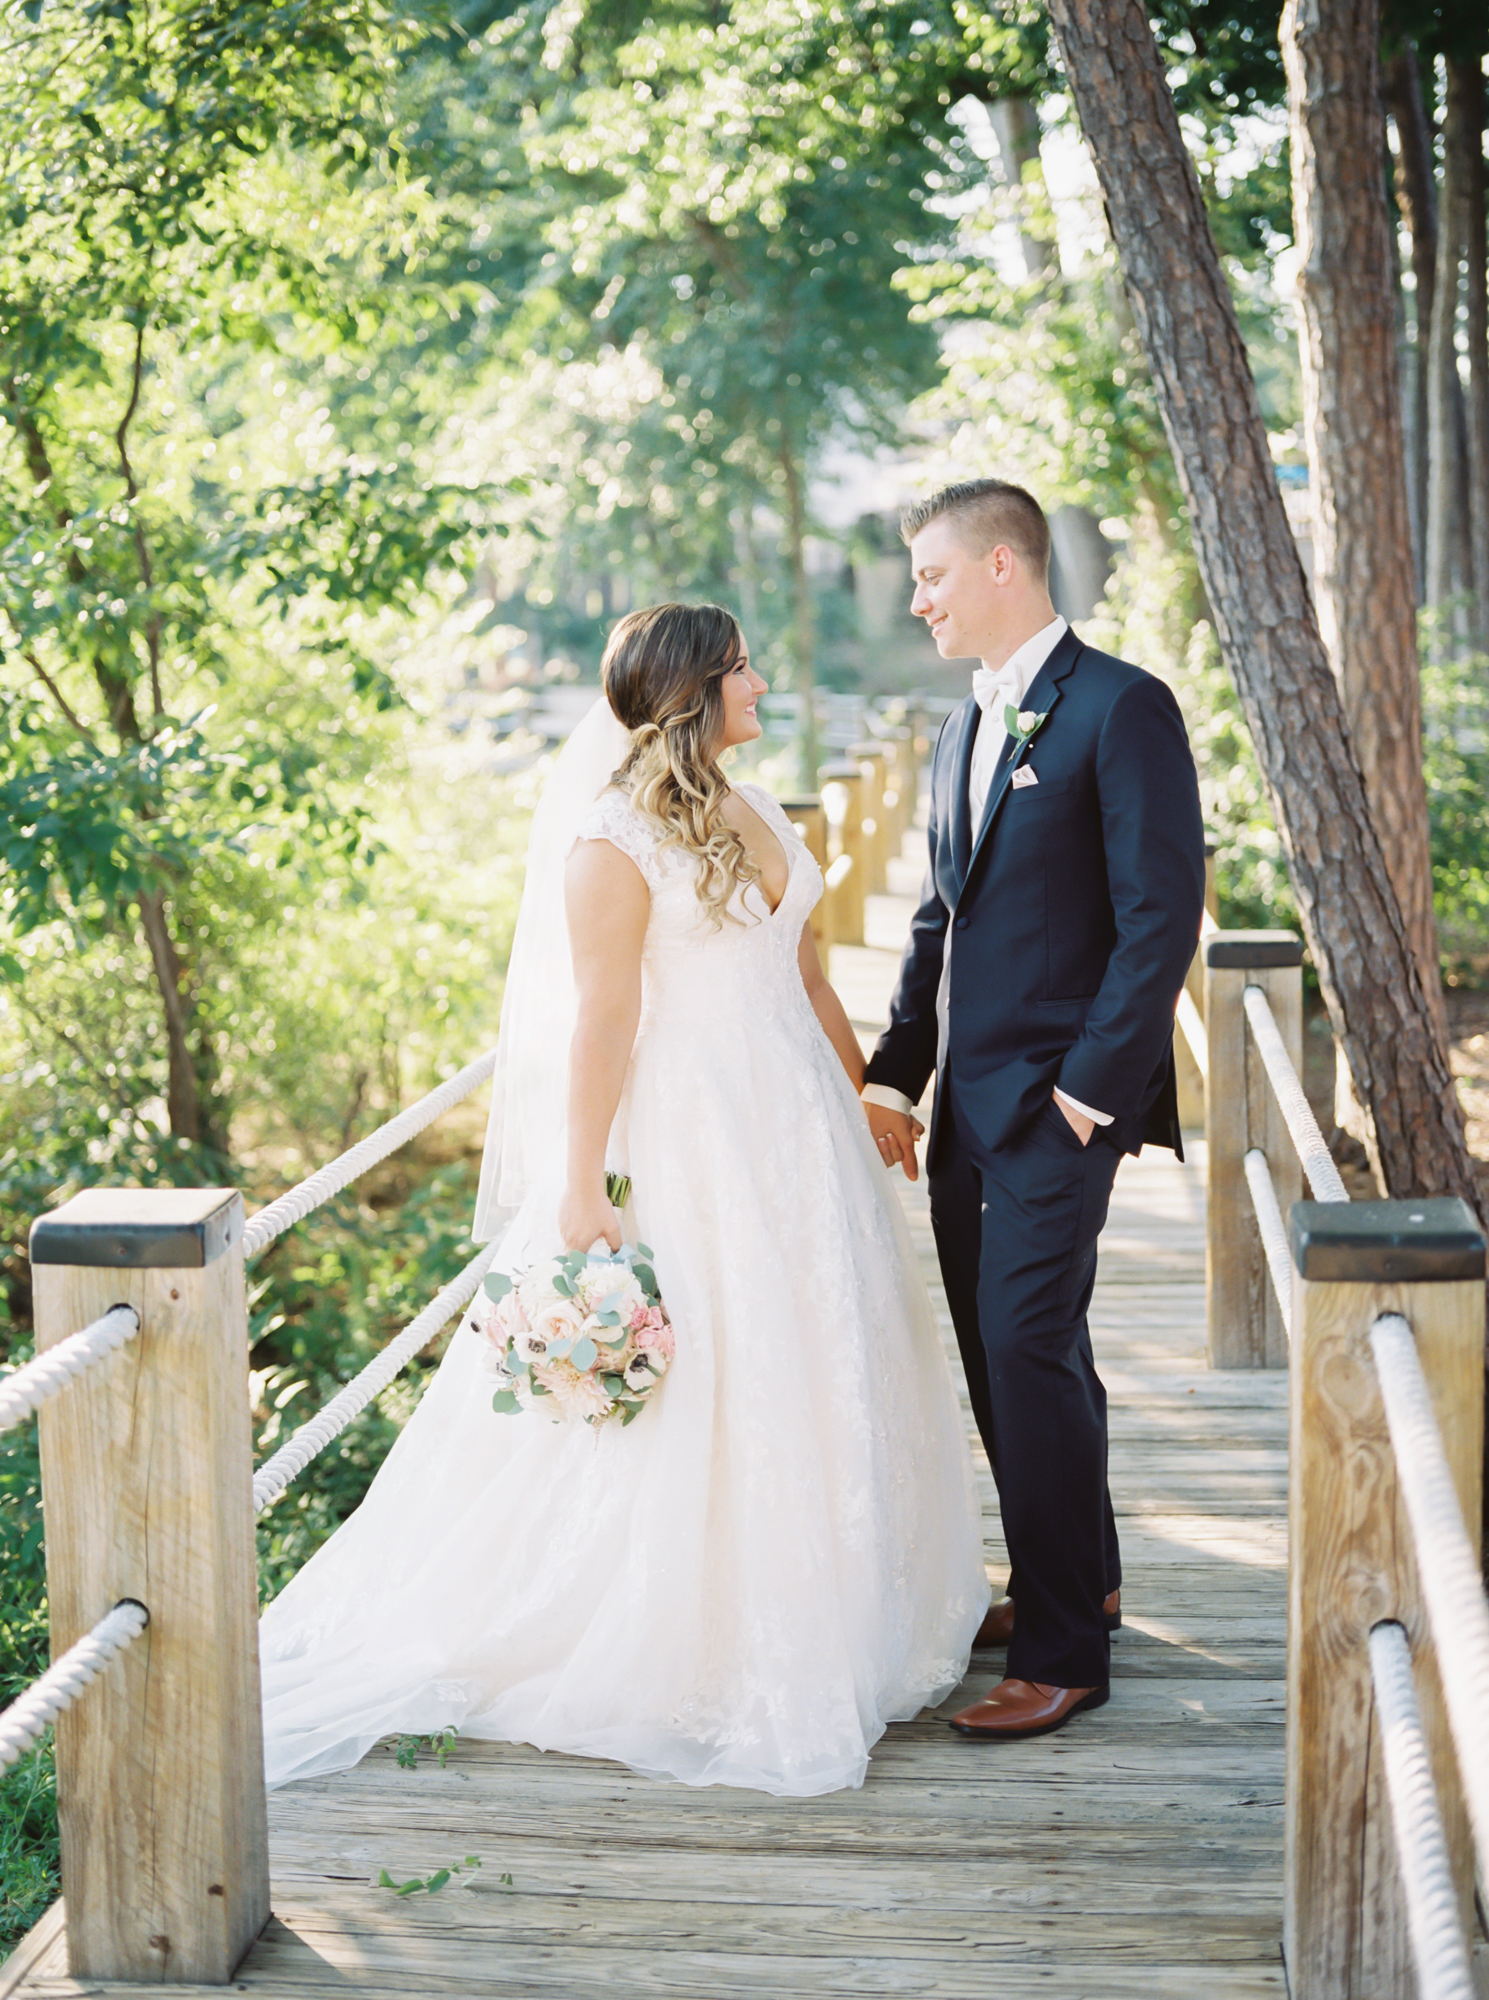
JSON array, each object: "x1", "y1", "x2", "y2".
[
  {"x1": 1241, "y1": 984, "x2": 1348, "y2": 1203},
  {"x1": 1369, "y1": 1313, "x2": 1489, "y2": 1877},
  {"x1": 1176, "y1": 987, "x2": 1208, "y2": 1078},
  {"x1": 0, "y1": 1305, "x2": 140, "y2": 1437},
  {"x1": 1368, "y1": 1622, "x2": 1477, "y2": 2000},
  {"x1": 242, "y1": 1048, "x2": 498, "y2": 1260},
  {"x1": 1241, "y1": 1149, "x2": 1292, "y2": 1337},
  {"x1": 252, "y1": 1240, "x2": 499, "y2": 1512},
  {"x1": 0, "y1": 1600, "x2": 149, "y2": 1776}
]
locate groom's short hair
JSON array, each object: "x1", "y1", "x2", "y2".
[{"x1": 899, "y1": 480, "x2": 1051, "y2": 579}]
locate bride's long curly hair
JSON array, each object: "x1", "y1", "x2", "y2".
[{"x1": 602, "y1": 602, "x2": 762, "y2": 927}]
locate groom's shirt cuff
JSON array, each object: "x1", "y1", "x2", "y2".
[
  {"x1": 1054, "y1": 1087, "x2": 1113, "y2": 1126},
  {"x1": 861, "y1": 1083, "x2": 917, "y2": 1116},
  {"x1": 862, "y1": 1082, "x2": 1111, "y2": 1126}
]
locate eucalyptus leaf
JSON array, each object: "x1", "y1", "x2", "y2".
[
  {"x1": 635, "y1": 1243, "x2": 655, "y2": 1260},
  {"x1": 551, "y1": 1273, "x2": 574, "y2": 1298},
  {"x1": 632, "y1": 1263, "x2": 657, "y2": 1295},
  {"x1": 600, "y1": 1373, "x2": 625, "y2": 1396},
  {"x1": 482, "y1": 1271, "x2": 513, "y2": 1303},
  {"x1": 570, "y1": 1335, "x2": 597, "y2": 1370},
  {"x1": 491, "y1": 1389, "x2": 520, "y2": 1415}
]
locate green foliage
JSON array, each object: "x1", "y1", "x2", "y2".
[{"x1": 0, "y1": 1383, "x2": 55, "y2": 1956}]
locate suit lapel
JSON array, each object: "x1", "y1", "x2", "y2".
[
  {"x1": 959, "y1": 629, "x2": 1083, "y2": 897},
  {"x1": 947, "y1": 695, "x2": 980, "y2": 889}
]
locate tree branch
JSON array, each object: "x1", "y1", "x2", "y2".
[
  {"x1": 115, "y1": 312, "x2": 163, "y2": 721},
  {"x1": 22, "y1": 647, "x2": 101, "y2": 752}
]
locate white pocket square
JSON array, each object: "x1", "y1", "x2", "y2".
[{"x1": 1011, "y1": 766, "x2": 1039, "y2": 789}]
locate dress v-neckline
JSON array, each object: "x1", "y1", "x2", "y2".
[{"x1": 730, "y1": 789, "x2": 791, "y2": 917}]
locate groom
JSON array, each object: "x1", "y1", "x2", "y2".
[{"x1": 862, "y1": 479, "x2": 1205, "y2": 1740}]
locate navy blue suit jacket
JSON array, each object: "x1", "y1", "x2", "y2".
[{"x1": 864, "y1": 628, "x2": 1206, "y2": 1162}]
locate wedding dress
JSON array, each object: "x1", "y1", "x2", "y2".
[{"x1": 259, "y1": 721, "x2": 986, "y2": 1799}]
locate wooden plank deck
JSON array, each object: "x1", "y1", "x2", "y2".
[{"x1": 4, "y1": 849, "x2": 1296, "y2": 1999}]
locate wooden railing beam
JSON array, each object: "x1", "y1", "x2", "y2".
[{"x1": 1284, "y1": 1197, "x2": 1485, "y2": 1999}]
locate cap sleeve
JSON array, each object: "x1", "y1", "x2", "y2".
[{"x1": 574, "y1": 789, "x2": 664, "y2": 890}]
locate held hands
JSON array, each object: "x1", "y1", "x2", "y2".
[
  {"x1": 558, "y1": 1179, "x2": 622, "y2": 1253},
  {"x1": 865, "y1": 1103, "x2": 925, "y2": 1181}
]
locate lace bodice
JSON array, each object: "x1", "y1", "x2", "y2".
[{"x1": 574, "y1": 783, "x2": 823, "y2": 1032}]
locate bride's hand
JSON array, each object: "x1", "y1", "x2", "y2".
[{"x1": 558, "y1": 1179, "x2": 622, "y2": 1253}]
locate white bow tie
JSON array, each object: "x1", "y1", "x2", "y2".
[{"x1": 972, "y1": 667, "x2": 1020, "y2": 714}]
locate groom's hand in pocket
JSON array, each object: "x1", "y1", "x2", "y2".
[{"x1": 866, "y1": 1103, "x2": 924, "y2": 1181}]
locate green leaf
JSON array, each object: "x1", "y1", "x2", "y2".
[
  {"x1": 632, "y1": 1264, "x2": 657, "y2": 1296},
  {"x1": 378, "y1": 1870, "x2": 397, "y2": 1887},
  {"x1": 635, "y1": 1243, "x2": 655, "y2": 1260},
  {"x1": 424, "y1": 1869, "x2": 452, "y2": 1894},
  {"x1": 395, "y1": 1878, "x2": 426, "y2": 1896},
  {"x1": 482, "y1": 1271, "x2": 513, "y2": 1303},
  {"x1": 551, "y1": 1273, "x2": 574, "y2": 1297},
  {"x1": 490, "y1": 1390, "x2": 520, "y2": 1415},
  {"x1": 570, "y1": 1335, "x2": 597, "y2": 1371},
  {"x1": 600, "y1": 1373, "x2": 625, "y2": 1396}
]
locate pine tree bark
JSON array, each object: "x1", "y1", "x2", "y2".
[
  {"x1": 1281, "y1": 0, "x2": 1443, "y2": 1048},
  {"x1": 1427, "y1": 63, "x2": 1475, "y2": 624},
  {"x1": 1041, "y1": 0, "x2": 1481, "y2": 1218},
  {"x1": 1383, "y1": 41, "x2": 1438, "y2": 593},
  {"x1": 1454, "y1": 55, "x2": 1489, "y2": 638}
]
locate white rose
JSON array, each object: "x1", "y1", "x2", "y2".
[{"x1": 1016, "y1": 710, "x2": 1038, "y2": 735}]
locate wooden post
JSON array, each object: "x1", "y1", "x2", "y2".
[
  {"x1": 818, "y1": 761, "x2": 866, "y2": 947},
  {"x1": 1204, "y1": 931, "x2": 1303, "y2": 1368},
  {"x1": 29, "y1": 1189, "x2": 269, "y2": 1984},
  {"x1": 1285, "y1": 1198, "x2": 1484, "y2": 1998},
  {"x1": 780, "y1": 795, "x2": 829, "y2": 949},
  {"x1": 1173, "y1": 844, "x2": 1217, "y2": 1132},
  {"x1": 878, "y1": 727, "x2": 914, "y2": 847},
  {"x1": 850, "y1": 744, "x2": 889, "y2": 895}
]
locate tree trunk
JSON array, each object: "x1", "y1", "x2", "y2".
[
  {"x1": 137, "y1": 888, "x2": 208, "y2": 1147},
  {"x1": 776, "y1": 443, "x2": 820, "y2": 784},
  {"x1": 1426, "y1": 62, "x2": 1475, "y2": 629},
  {"x1": 1383, "y1": 43, "x2": 1436, "y2": 595},
  {"x1": 1281, "y1": 0, "x2": 1444, "y2": 1061},
  {"x1": 1041, "y1": 0, "x2": 1481, "y2": 1220},
  {"x1": 988, "y1": 95, "x2": 1058, "y2": 281},
  {"x1": 1455, "y1": 55, "x2": 1489, "y2": 639}
]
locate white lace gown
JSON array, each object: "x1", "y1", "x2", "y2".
[{"x1": 259, "y1": 783, "x2": 986, "y2": 1798}]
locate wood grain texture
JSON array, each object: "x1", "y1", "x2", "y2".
[
  {"x1": 1284, "y1": 1271, "x2": 1483, "y2": 1996},
  {"x1": 31, "y1": 1201, "x2": 269, "y2": 1984},
  {"x1": 1205, "y1": 960, "x2": 1301, "y2": 1368}
]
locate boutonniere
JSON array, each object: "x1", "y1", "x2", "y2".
[{"x1": 1004, "y1": 704, "x2": 1050, "y2": 748}]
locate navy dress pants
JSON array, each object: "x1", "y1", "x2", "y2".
[{"x1": 929, "y1": 1080, "x2": 1122, "y2": 1689}]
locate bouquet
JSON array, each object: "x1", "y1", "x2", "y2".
[{"x1": 469, "y1": 1181, "x2": 673, "y2": 1429}]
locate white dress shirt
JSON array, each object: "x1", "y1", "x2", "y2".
[{"x1": 862, "y1": 614, "x2": 1112, "y2": 1132}]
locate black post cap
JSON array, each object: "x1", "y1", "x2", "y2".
[
  {"x1": 30, "y1": 1189, "x2": 244, "y2": 1270},
  {"x1": 1289, "y1": 1198, "x2": 1486, "y2": 1282},
  {"x1": 1204, "y1": 930, "x2": 1304, "y2": 970},
  {"x1": 778, "y1": 795, "x2": 824, "y2": 812}
]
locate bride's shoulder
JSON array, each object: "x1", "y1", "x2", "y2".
[
  {"x1": 573, "y1": 787, "x2": 665, "y2": 886},
  {"x1": 734, "y1": 780, "x2": 790, "y2": 828}
]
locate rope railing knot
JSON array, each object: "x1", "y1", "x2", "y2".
[
  {"x1": 0, "y1": 1598, "x2": 151, "y2": 1776},
  {"x1": 0, "y1": 1303, "x2": 141, "y2": 1438}
]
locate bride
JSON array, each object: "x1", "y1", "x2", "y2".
[{"x1": 259, "y1": 602, "x2": 987, "y2": 1798}]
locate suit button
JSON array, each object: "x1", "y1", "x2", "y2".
[{"x1": 953, "y1": 916, "x2": 969, "y2": 930}]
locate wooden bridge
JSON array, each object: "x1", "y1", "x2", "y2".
[
  {"x1": 2, "y1": 745, "x2": 1487, "y2": 1999},
  {"x1": 5, "y1": 1141, "x2": 1294, "y2": 1999}
]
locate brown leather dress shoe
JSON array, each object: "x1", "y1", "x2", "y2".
[
  {"x1": 949, "y1": 1678, "x2": 1110, "y2": 1739},
  {"x1": 972, "y1": 1589, "x2": 1121, "y2": 1650}
]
